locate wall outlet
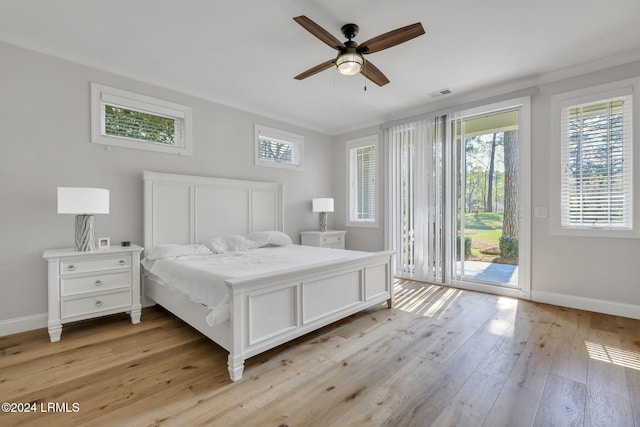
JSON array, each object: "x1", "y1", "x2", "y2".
[{"x1": 534, "y1": 207, "x2": 548, "y2": 218}]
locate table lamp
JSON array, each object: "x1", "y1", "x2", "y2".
[
  {"x1": 57, "y1": 187, "x2": 110, "y2": 251},
  {"x1": 312, "y1": 198, "x2": 334, "y2": 232}
]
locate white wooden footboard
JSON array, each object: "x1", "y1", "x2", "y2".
[{"x1": 225, "y1": 250, "x2": 394, "y2": 381}]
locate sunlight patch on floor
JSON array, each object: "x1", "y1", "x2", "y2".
[
  {"x1": 393, "y1": 280, "x2": 462, "y2": 318},
  {"x1": 585, "y1": 340, "x2": 640, "y2": 371}
]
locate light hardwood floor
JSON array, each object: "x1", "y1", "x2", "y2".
[{"x1": 1, "y1": 279, "x2": 639, "y2": 426}]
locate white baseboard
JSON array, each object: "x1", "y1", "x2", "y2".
[
  {"x1": 531, "y1": 291, "x2": 640, "y2": 320},
  {"x1": 0, "y1": 313, "x2": 47, "y2": 337}
]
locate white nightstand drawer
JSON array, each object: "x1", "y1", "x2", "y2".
[
  {"x1": 300, "y1": 231, "x2": 346, "y2": 249},
  {"x1": 322, "y1": 235, "x2": 343, "y2": 245},
  {"x1": 61, "y1": 290, "x2": 132, "y2": 319},
  {"x1": 60, "y1": 256, "x2": 130, "y2": 275},
  {"x1": 61, "y1": 271, "x2": 131, "y2": 296}
]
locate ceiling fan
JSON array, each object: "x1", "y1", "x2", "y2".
[{"x1": 293, "y1": 16, "x2": 425, "y2": 87}]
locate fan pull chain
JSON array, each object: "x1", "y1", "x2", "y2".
[{"x1": 363, "y1": 60, "x2": 367, "y2": 91}]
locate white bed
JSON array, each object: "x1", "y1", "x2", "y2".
[{"x1": 142, "y1": 171, "x2": 394, "y2": 381}]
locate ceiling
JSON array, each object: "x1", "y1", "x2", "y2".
[{"x1": 2, "y1": 0, "x2": 640, "y2": 135}]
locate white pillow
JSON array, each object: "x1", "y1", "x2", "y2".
[
  {"x1": 145, "y1": 244, "x2": 212, "y2": 260},
  {"x1": 203, "y1": 237, "x2": 227, "y2": 254},
  {"x1": 203, "y1": 234, "x2": 258, "y2": 253},
  {"x1": 245, "y1": 230, "x2": 292, "y2": 247}
]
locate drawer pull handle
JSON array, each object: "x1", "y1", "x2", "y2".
[
  {"x1": 67, "y1": 265, "x2": 76, "y2": 271},
  {"x1": 95, "y1": 300, "x2": 103, "y2": 307},
  {"x1": 337, "y1": 237, "x2": 341, "y2": 240},
  {"x1": 118, "y1": 260, "x2": 126, "y2": 266},
  {"x1": 95, "y1": 280, "x2": 103, "y2": 286}
]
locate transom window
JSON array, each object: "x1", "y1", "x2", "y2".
[
  {"x1": 254, "y1": 124, "x2": 304, "y2": 170},
  {"x1": 91, "y1": 83, "x2": 192, "y2": 155}
]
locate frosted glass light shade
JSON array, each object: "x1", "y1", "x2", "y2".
[
  {"x1": 58, "y1": 187, "x2": 110, "y2": 214},
  {"x1": 312, "y1": 198, "x2": 334, "y2": 213},
  {"x1": 336, "y1": 52, "x2": 364, "y2": 76}
]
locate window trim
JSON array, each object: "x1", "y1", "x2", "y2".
[
  {"x1": 90, "y1": 82, "x2": 193, "y2": 156},
  {"x1": 346, "y1": 134, "x2": 380, "y2": 228},
  {"x1": 550, "y1": 77, "x2": 639, "y2": 238},
  {"x1": 254, "y1": 124, "x2": 304, "y2": 171}
]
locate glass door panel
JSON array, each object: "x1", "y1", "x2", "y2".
[{"x1": 452, "y1": 109, "x2": 521, "y2": 288}]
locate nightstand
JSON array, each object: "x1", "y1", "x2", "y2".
[
  {"x1": 43, "y1": 245, "x2": 143, "y2": 342},
  {"x1": 300, "y1": 230, "x2": 347, "y2": 249}
]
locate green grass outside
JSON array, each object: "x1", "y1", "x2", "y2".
[
  {"x1": 464, "y1": 212, "x2": 503, "y2": 260},
  {"x1": 463, "y1": 212, "x2": 503, "y2": 230},
  {"x1": 463, "y1": 212, "x2": 518, "y2": 265}
]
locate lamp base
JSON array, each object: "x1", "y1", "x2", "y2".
[
  {"x1": 75, "y1": 215, "x2": 96, "y2": 251},
  {"x1": 319, "y1": 212, "x2": 328, "y2": 232}
]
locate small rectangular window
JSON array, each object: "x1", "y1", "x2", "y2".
[
  {"x1": 255, "y1": 124, "x2": 303, "y2": 170},
  {"x1": 347, "y1": 135, "x2": 379, "y2": 227},
  {"x1": 91, "y1": 83, "x2": 192, "y2": 155}
]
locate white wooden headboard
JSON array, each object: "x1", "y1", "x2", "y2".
[{"x1": 143, "y1": 171, "x2": 285, "y2": 249}]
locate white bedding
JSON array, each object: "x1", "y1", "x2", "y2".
[{"x1": 143, "y1": 245, "x2": 372, "y2": 326}]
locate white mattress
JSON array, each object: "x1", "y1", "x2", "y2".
[{"x1": 143, "y1": 244, "x2": 372, "y2": 325}]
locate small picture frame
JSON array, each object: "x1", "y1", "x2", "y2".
[{"x1": 98, "y1": 237, "x2": 110, "y2": 250}]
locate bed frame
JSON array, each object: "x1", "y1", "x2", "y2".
[{"x1": 142, "y1": 171, "x2": 394, "y2": 381}]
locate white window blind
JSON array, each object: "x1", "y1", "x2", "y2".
[
  {"x1": 254, "y1": 124, "x2": 303, "y2": 170},
  {"x1": 560, "y1": 91, "x2": 633, "y2": 230},
  {"x1": 258, "y1": 136, "x2": 296, "y2": 164},
  {"x1": 347, "y1": 136, "x2": 378, "y2": 227}
]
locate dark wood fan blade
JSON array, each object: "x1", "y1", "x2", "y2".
[
  {"x1": 293, "y1": 16, "x2": 345, "y2": 50},
  {"x1": 358, "y1": 23, "x2": 425, "y2": 54},
  {"x1": 361, "y1": 60, "x2": 390, "y2": 86},
  {"x1": 294, "y1": 59, "x2": 335, "y2": 80}
]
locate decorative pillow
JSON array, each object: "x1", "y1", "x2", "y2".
[
  {"x1": 245, "y1": 230, "x2": 293, "y2": 247},
  {"x1": 203, "y1": 234, "x2": 259, "y2": 253},
  {"x1": 145, "y1": 244, "x2": 212, "y2": 260}
]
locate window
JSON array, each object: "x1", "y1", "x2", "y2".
[
  {"x1": 91, "y1": 83, "x2": 192, "y2": 155},
  {"x1": 347, "y1": 135, "x2": 379, "y2": 227},
  {"x1": 552, "y1": 80, "x2": 637, "y2": 237},
  {"x1": 254, "y1": 124, "x2": 304, "y2": 170}
]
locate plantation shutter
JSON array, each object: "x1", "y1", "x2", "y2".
[
  {"x1": 350, "y1": 144, "x2": 376, "y2": 222},
  {"x1": 560, "y1": 91, "x2": 633, "y2": 229}
]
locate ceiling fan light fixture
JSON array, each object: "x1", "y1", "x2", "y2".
[{"x1": 335, "y1": 52, "x2": 364, "y2": 76}]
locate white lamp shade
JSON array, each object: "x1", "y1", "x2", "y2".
[
  {"x1": 57, "y1": 187, "x2": 110, "y2": 215},
  {"x1": 312, "y1": 198, "x2": 334, "y2": 213}
]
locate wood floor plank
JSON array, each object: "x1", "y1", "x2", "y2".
[
  {"x1": 550, "y1": 308, "x2": 591, "y2": 385},
  {"x1": 589, "y1": 312, "x2": 620, "y2": 334},
  {"x1": 431, "y1": 371, "x2": 505, "y2": 426},
  {"x1": 584, "y1": 329, "x2": 634, "y2": 427},
  {"x1": 1, "y1": 282, "x2": 637, "y2": 427},
  {"x1": 533, "y1": 373, "x2": 586, "y2": 427},
  {"x1": 482, "y1": 321, "x2": 562, "y2": 427},
  {"x1": 617, "y1": 316, "x2": 640, "y2": 427}
]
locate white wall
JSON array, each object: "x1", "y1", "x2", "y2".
[
  {"x1": 336, "y1": 61, "x2": 640, "y2": 318},
  {"x1": 0, "y1": 42, "x2": 334, "y2": 329}
]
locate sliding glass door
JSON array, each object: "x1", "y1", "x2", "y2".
[
  {"x1": 450, "y1": 108, "x2": 522, "y2": 289},
  {"x1": 386, "y1": 98, "x2": 530, "y2": 297}
]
